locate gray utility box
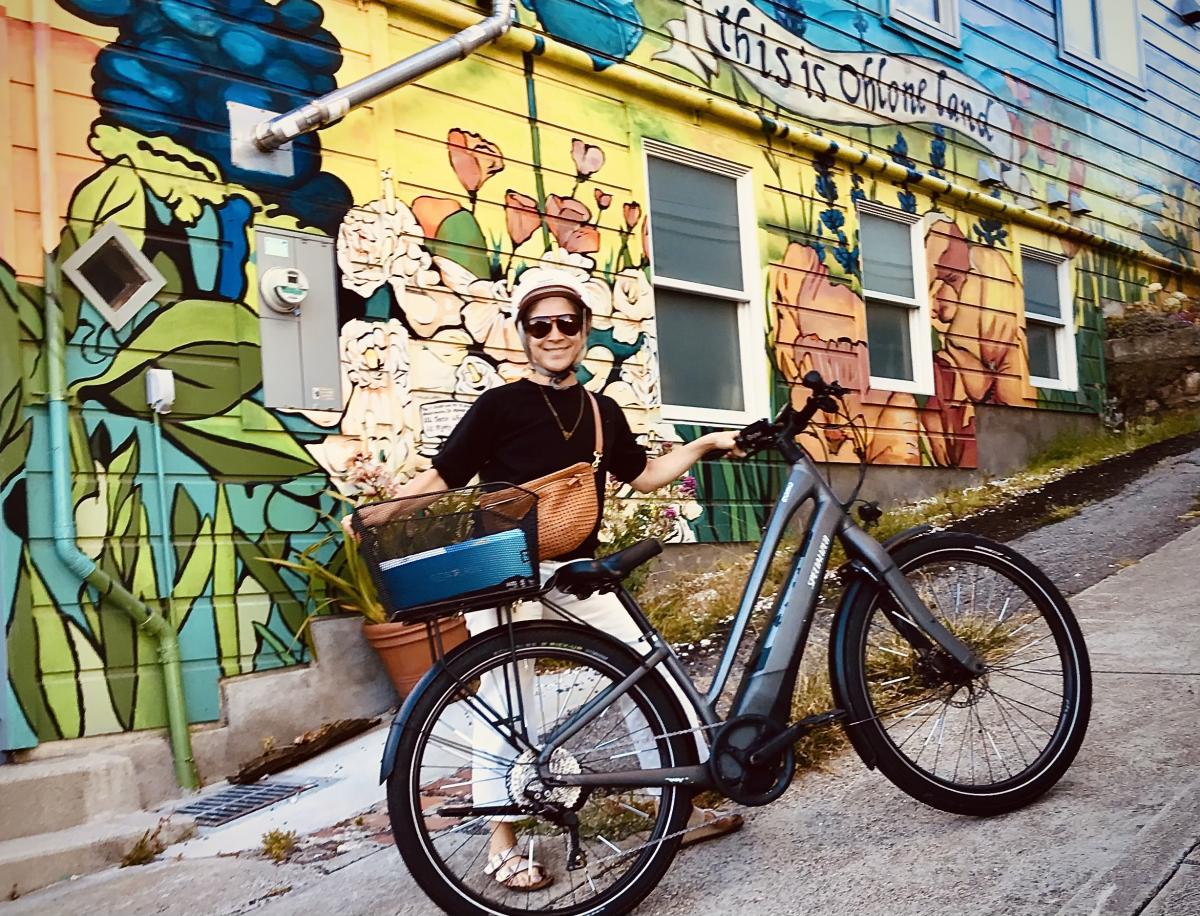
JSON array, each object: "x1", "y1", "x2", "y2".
[{"x1": 254, "y1": 226, "x2": 342, "y2": 411}]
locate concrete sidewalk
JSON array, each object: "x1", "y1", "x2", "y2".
[{"x1": 2, "y1": 525, "x2": 1199, "y2": 915}]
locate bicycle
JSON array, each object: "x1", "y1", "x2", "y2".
[{"x1": 369, "y1": 370, "x2": 1092, "y2": 916}]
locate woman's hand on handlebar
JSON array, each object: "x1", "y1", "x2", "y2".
[{"x1": 704, "y1": 429, "x2": 748, "y2": 459}]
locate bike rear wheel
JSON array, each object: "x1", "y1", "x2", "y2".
[
  {"x1": 832, "y1": 532, "x2": 1091, "y2": 816},
  {"x1": 387, "y1": 621, "x2": 695, "y2": 916}
]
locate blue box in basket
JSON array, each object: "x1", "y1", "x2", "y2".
[{"x1": 377, "y1": 528, "x2": 535, "y2": 612}]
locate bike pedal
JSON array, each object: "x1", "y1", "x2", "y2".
[{"x1": 795, "y1": 709, "x2": 846, "y2": 729}]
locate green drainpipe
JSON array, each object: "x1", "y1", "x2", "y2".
[{"x1": 43, "y1": 259, "x2": 199, "y2": 790}]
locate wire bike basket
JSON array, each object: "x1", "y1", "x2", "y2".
[{"x1": 352, "y1": 484, "x2": 541, "y2": 623}]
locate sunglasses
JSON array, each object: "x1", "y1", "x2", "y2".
[{"x1": 523, "y1": 314, "x2": 584, "y2": 339}]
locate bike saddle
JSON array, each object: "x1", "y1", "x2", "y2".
[{"x1": 548, "y1": 538, "x2": 663, "y2": 597}]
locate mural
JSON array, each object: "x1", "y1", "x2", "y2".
[{"x1": 2, "y1": 0, "x2": 1196, "y2": 749}]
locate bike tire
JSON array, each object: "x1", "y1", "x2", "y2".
[
  {"x1": 831, "y1": 532, "x2": 1091, "y2": 816},
  {"x1": 388, "y1": 621, "x2": 696, "y2": 916}
]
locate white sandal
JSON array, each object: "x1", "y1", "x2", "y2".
[{"x1": 484, "y1": 845, "x2": 554, "y2": 892}]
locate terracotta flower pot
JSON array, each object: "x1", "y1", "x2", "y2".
[{"x1": 363, "y1": 616, "x2": 469, "y2": 698}]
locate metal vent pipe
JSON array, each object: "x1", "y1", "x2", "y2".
[{"x1": 254, "y1": 0, "x2": 514, "y2": 152}]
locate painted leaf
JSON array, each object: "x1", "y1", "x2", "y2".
[
  {"x1": 8, "y1": 553, "x2": 65, "y2": 741},
  {"x1": 172, "y1": 514, "x2": 213, "y2": 631},
  {"x1": 163, "y1": 400, "x2": 320, "y2": 481},
  {"x1": 252, "y1": 620, "x2": 299, "y2": 668},
  {"x1": 170, "y1": 487, "x2": 202, "y2": 575},
  {"x1": 31, "y1": 559, "x2": 84, "y2": 739},
  {"x1": 0, "y1": 263, "x2": 34, "y2": 488},
  {"x1": 212, "y1": 485, "x2": 239, "y2": 678},
  {"x1": 235, "y1": 530, "x2": 309, "y2": 648},
  {"x1": 73, "y1": 299, "x2": 260, "y2": 418},
  {"x1": 427, "y1": 210, "x2": 490, "y2": 280},
  {"x1": 66, "y1": 165, "x2": 146, "y2": 248}
]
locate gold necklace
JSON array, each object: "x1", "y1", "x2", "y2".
[{"x1": 539, "y1": 383, "x2": 586, "y2": 441}]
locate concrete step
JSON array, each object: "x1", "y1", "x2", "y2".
[
  {"x1": 0, "y1": 753, "x2": 142, "y2": 842},
  {"x1": 0, "y1": 811, "x2": 195, "y2": 900}
]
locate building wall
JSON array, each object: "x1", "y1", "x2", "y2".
[{"x1": 2, "y1": 0, "x2": 1197, "y2": 748}]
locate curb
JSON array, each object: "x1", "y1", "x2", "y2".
[{"x1": 1055, "y1": 776, "x2": 1200, "y2": 916}]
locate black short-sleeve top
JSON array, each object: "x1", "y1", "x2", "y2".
[{"x1": 432, "y1": 379, "x2": 649, "y2": 559}]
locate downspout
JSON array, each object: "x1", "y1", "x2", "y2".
[
  {"x1": 32, "y1": 0, "x2": 198, "y2": 789},
  {"x1": 254, "y1": 0, "x2": 514, "y2": 150}
]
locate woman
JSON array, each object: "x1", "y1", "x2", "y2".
[{"x1": 353, "y1": 275, "x2": 745, "y2": 890}]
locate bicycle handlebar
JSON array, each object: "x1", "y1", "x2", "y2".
[{"x1": 733, "y1": 370, "x2": 849, "y2": 458}]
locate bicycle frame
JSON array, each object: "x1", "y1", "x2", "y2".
[{"x1": 534, "y1": 445, "x2": 986, "y2": 791}]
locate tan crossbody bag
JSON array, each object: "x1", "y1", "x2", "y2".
[{"x1": 480, "y1": 390, "x2": 603, "y2": 561}]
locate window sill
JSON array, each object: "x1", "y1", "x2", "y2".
[
  {"x1": 660, "y1": 404, "x2": 756, "y2": 428},
  {"x1": 1056, "y1": 48, "x2": 1146, "y2": 100},
  {"x1": 881, "y1": 14, "x2": 963, "y2": 58},
  {"x1": 1029, "y1": 376, "x2": 1079, "y2": 393},
  {"x1": 868, "y1": 375, "x2": 934, "y2": 397}
]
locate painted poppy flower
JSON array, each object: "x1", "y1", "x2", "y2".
[
  {"x1": 504, "y1": 190, "x2": 541, "y2": 246},
  {"x1": 447, "y1": 128, "x2": 504, "y2": 193},
  {"x1": 545, "y1": 194, "x2": 600, "y2": 253},
  {"x1": 571, "y1": 139, "x2": 605, "y2": 179},
  {"x1": 623, "y1": 201, "x2": 641, "y2": 229},
  {"x1": 594, "y1": 187, "x2": 613, "y2": 210}
]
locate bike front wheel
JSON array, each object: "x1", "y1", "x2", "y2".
[
  {"x1": 831, "y1": 532, "x2": 1091, "y2": 816},
  {"x1": 387, "y1": 621, "x2": 696, "y2": 916}
]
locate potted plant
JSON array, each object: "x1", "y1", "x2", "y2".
[{"x1": 262, "y1": 492, "x2": 468, "y2": 698}]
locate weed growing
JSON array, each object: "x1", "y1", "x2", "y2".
[
  {"x1": 1041, "y1": 503, "x2": 1083, "y2": 524},
  {"x1": 120, "y1": 822, "x2": 166, "y2": 867},
  {"x1": 261, "y1": 828, "x2": 298, "y2": 863}
]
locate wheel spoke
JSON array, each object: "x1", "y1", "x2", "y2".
[{"x1": 849, "y1": 540, "x2": 1088, "y2": 802}]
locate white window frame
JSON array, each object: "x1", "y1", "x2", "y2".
[
  {"x1": 1056, "y1": 0, "x2": 1144, "y2": 86},
  {"x1": 857, "y1": 202, "x2": 934, "y2": 396},
  {"x1": 1021, "y1": 248, "x2": 1078, "y2": 392},
  {"x1": 889, "y1": 0, "x2": 961, "y2": 47},
  {"x1": 642, "y1": 139, "x2": 768, "y2": 427}
]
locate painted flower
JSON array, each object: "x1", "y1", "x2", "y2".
[
  {"x1": 609, "y1": 267, "x2": 653, "y2": 343},
  {"x1": 344, "y1": 320, "x2": 409, "y2": 390},
  {"x1": 447, "y1": 128, "x2": 504, "y2": 194},
  {"x1": 594, "y1": 187, "x2": 613, "y2": 210},
  {"x1": 505, "y1": 190, "x2": 541, "y2": 246},
  {"x1": 623, "y1": 201, "x2": 641, "y2": 229},
  {"x1": 571, "y1": 139, "x2": 605, "y2": 179},
  {"x1": 336, "y1": 171, "x2": 438, "y2": 303},
  {"x1": 454, "y1": 354, "x2": 505, "y2": 396},
  {"x1": 308, "y1": 319, "x2": 423, "y2": 493},
  {"x1": 545, "y1": 194, "x2": 600, "y2": 253}
]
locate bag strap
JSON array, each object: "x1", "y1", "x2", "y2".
[{"x1": 585, "y1": 390, "x2": 603, "y2": 469}]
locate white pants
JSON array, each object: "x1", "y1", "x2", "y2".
[{"x1": 466, "y1": 561, "x2": 705, "y2": 810}]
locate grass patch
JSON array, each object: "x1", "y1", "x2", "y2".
[
  {"x1": 120, "y1": 822, "x2": 166, "y2": 868},
  {"x1": 1040, "y1": 503, "x2": 1083, "y2": 524},
  {"x1": 261, "y1": 828, "x2": 298, "y2": 863}
]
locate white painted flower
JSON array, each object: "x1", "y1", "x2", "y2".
[
  {"x1": 610, "y1": 268, "x2": 654, "y2": 343},
  {"x1": 455, "y1": 354, "x2": 504, "y2": 396},
  {"x1": 343, "y1": 319, "x2": 409, "y2": 390},
  {"x1": 336, "y1": 171, "x2": 438, "y2": 304}
]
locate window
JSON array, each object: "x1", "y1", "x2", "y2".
[
  {"x1": 1021, "y1": 250, "x2": 1077, "y2": 390},
  {"x1": 890, "y1": 0, "x2": 961, "y2": 45},
  {"x1": 857, "y1": 204, "x2": 934, "y2": 394},
  {"x1": 1059, "y1": 0, "x2": 1142, "y2": 81},
  {"x1": 644, "y1": 141, "x2": 765, "y2": 425}
]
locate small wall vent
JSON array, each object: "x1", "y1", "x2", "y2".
[{"x1": 62, "y1": 222, "x2": 165, "y2": 330}]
